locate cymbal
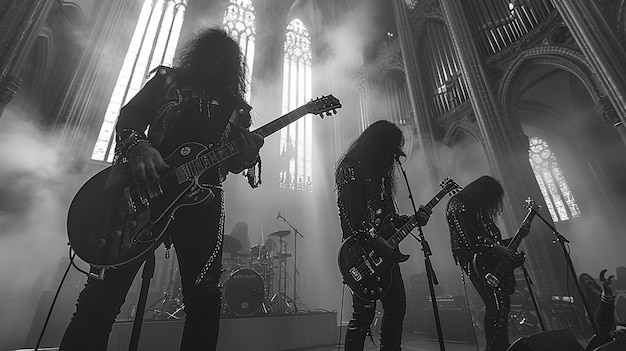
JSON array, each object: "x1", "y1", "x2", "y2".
[
  {"x1": 223, "y1": 235, "x2": 242, "y2": 254},
  {"x1": 268, "y1": 230, "x2": 291, "y2": 238}
]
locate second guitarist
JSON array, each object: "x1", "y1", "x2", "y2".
[
  {"x1": 335, "y1": 120, "x2": 431, "y2": 351},
  {"x1": 445, "y1": 175, "x2": 531, "y2": 351}
]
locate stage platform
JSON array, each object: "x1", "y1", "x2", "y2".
[{"x1": 107, "y1": 312, "x2": 337, "y2": 351}]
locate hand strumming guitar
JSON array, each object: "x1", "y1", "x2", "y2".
[
  {"x1": 492, "y1": 245, "x2": 518, "y2": 269},
  {"x1": 128, "y1": 142, "x2": 170, "y2": 182},
  {"x1": 371, "y1": 236, "x2": 394, "y2": 257}
]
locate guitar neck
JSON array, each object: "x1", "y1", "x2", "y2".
[
  {"x1": 387, "y1": 187, "x2": 449, "y2": 249},
  {"x1": 181, "y1": 106, "x2": 310, "y2": 177},
  {"x1": 506, "y1": 209, "x2": 537, "y2": 251}
]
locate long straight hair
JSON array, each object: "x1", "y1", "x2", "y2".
[
  {"x1": 458, "y1": 175, "x2": 504, "y2": 219},
  {"x1": 335, "y1": 120, "x2": 404, "y2": 194}
]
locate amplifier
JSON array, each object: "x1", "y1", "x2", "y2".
[{"x1": 424, "y1": 295, "x2": 476, "y2": 344}]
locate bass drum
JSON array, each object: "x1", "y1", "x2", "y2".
[{"x1": 223, "y1": 268, "x2": 265, "y2": 316}]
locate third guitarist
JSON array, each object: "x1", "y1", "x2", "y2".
[{"x1": 445, "y1": 175, "x2": 531, "y2": 351}]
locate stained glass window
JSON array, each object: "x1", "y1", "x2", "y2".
[
  {"x1": 223, "y1": 0, "x2": 255, "y2": 100},
  {"x1": 529, "y1": 137, "x2": 580, "y2": 222},
  {"x1": 280, "y1": 19, "x2": 312, "y2": 191},
  {"x1": 91, "y1": 0, "x2": 187, "y2": 162}
]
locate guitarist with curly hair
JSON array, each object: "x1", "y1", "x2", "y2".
[
  {"x1": 60, "y1": 27, "x2": 264, "y2": 351},
  {"x1": 446, "y1": 175, "x2": 531, "y2": 351},
  {"x1": 335, "y1": 120, "x2": 431, "y2": 351}
]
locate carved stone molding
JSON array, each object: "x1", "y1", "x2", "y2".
[
  {"x1": 409, "y1": 0, "x2": 442, "y2": 34},
  {"x1": 499, "y1": 45, "x2": 601, "y2": 122},
  {"x1": 0, "y1": 74, "x2": 22, "y2": 109},
  {"x1": 595, "y1": 95, "x2": 623, "y2": 127}
]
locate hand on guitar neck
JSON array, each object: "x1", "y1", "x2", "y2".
[
  {"x1": 369, "y1": 206, "x2": 432, "y2": 258},
  {"x1": 236, "y1": 126, "x2": 264, "y2": 163}
]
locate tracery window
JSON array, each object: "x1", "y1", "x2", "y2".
[
  {"x1": 279, "y1": 19, "x2": 312, "y2": 191},
  {"x1": 91, "y1": 0, "x2": 187, "y2": 162},
  {"x1": 223, "y1": 0, "x2": 255, "y2": 100},
  {"x1": 529, "y1": 136, "x2": 580, "y2": 222}
]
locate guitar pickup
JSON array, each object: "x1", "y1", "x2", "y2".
[
  {"x1": 349, "y1": 267, "x2": 362, "y2": 282},
  {"x1": 368, "y1": 251, "x2": 383, "y2": 266},
  {"x1": 485, "y1": 273, "x2": 500, "y2": 288},
  {"x1": 146, "y1": 181, "x2": 163, "y2": 198}
]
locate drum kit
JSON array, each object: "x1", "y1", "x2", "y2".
[
  {"x1": 142, "y1": 215, "x2": 305, "y2": 320},
  {"x1": 220, "y1": 229, "x2": 297, "y2": 317}
]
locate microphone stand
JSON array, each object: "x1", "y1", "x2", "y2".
[
  {"x1": 398, "y1": 161, "x2": 446, "y2": 351},
  {"x1": 278, "y1": 212, "x2": 304, "y2": 312},
  {"x1": 531, "y1": 208, "x2": 599, "y2": 335}
]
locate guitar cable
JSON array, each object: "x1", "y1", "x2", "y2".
[{"x1": 33, "y1": 247, "x2": 75, "y2": 350}]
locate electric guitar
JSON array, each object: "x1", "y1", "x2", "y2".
[
  {"x1": 472, "y1": 198, "x2": 540, "y2": 296},
  {"x1": 67, "y1": 95, "x2": 341, "y2": 268},
  {"x1": 338, "y1": 178, "x2": 462, "y2": 300}
]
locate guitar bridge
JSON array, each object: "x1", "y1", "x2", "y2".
[
  {"x1": 485, "y1": 273, "x2": 500, "y2": 288},
  {"x1": 349, "y1": 267, "x2": 362, "y2": 282},
  {"x1": 368, "y1": 251, "x2": 383, "y2": 266}
]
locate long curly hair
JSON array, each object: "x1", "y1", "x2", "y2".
[
  {"x1": 459, "y1": 175, "x2": 504, "y2": 220},
  {"x1": 335, "y1": 120, "x2": 404, "y2": 194},
  {"x1": 176, "y1": 27, "x2": 247, "y2": 100}
]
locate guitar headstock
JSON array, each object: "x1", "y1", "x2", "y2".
[
  {"x1": 305, "y1": 95, "x2": 342, "y2": 118},
  {"x1": 439, "y1": 177, "x2": 462, "y2": 196},
  {"x1": 524, "y1": 197, "x2": 541, "y2": 212}
]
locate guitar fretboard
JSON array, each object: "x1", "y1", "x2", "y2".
[
  {"x1": 506, "y1": 209, "x2": 537, "y2": 251},
  {"x1": 181, "y1": 106, "x2": 309, "y2": 178},
  {"x1": 387, "y1": 187, "x2": 449, "y2": 248}
]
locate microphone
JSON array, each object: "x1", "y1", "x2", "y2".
[
  {"x1": 395, "y1": 151, "x2": 406, "y2": 164},
  {"x1": 277, "y1": 210, "x2": 282, "y2": 220}
]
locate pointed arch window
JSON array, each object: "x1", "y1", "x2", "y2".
[
  {"x1": 91, "y1": 0, "x2": 187, "y2": 162},
  {"x1": 529, "y1": 137, "x2": 580, "y2": 222},
  {"x1": 223, "y1": 0, "x2": 255, "y2": 100},
  {"x1": 280, "y1": 19, "x2": 312, "y2": 191}
]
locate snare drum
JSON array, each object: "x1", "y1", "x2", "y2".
[{"x1": 223, "y1": 268, "x2": 265, "y2": 316}]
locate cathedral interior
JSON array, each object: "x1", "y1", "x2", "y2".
[{"x1": 2, "y1": 0, "x2": 626, "y2": 350}]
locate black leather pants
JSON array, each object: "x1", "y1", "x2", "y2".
[
  {"x1": 60, "y1": 191, "x2": 224, "y2": 351},
  {"x1": 345, "y1": 265, "x2": 406, "y2": 351},
  {"x1": 469, "y1": 268, "x2": 511, "y2": 351}
]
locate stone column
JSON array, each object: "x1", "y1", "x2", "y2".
[
  {"x1": 392, "y1": 0, "x2": 440, "y2": 181},
  {"x1": 552, "y1": 0, "x2": 626, "y2": 145},
  {"x1": 0, "y1": 0, "x2": 55, "y2": 116},
  {"x1": 438, "y1": 0, "x2": 565, "y2": 297}
]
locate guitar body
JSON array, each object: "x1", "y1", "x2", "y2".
[
  {"x1": 67, "y1": 95, "x2": 343, "y2": 268},
  {"x1": 472, "y1": 251, "x2": 525, "y2": 296},
  {"x1": 338, "y1": 216, "x2": 410, "y2": 300},
  {"x1": 67, "y1": 142, "x2": 215, "y2": 268}
]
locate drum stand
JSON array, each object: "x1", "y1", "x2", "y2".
[
  {"x1": 277, "y1": 212, "x2": 308, "y2": 313},
  {"x1": 146, "y1": 250, "x2": 184, "y2": 319},
  {"x1": 270, "y1": 235, "x2": 296, "y2": 314}
]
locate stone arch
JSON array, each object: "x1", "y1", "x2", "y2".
[{"x1": 499, "y1": 46, "x2": 601, "y2": 134}]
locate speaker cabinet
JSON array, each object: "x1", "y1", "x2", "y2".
[
  {"x1": 424, "y1": 296, "x2": 475, "y2": 344},
  {"x1": 507, "y1": 329, "x2": 583, "y2": 351}
]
